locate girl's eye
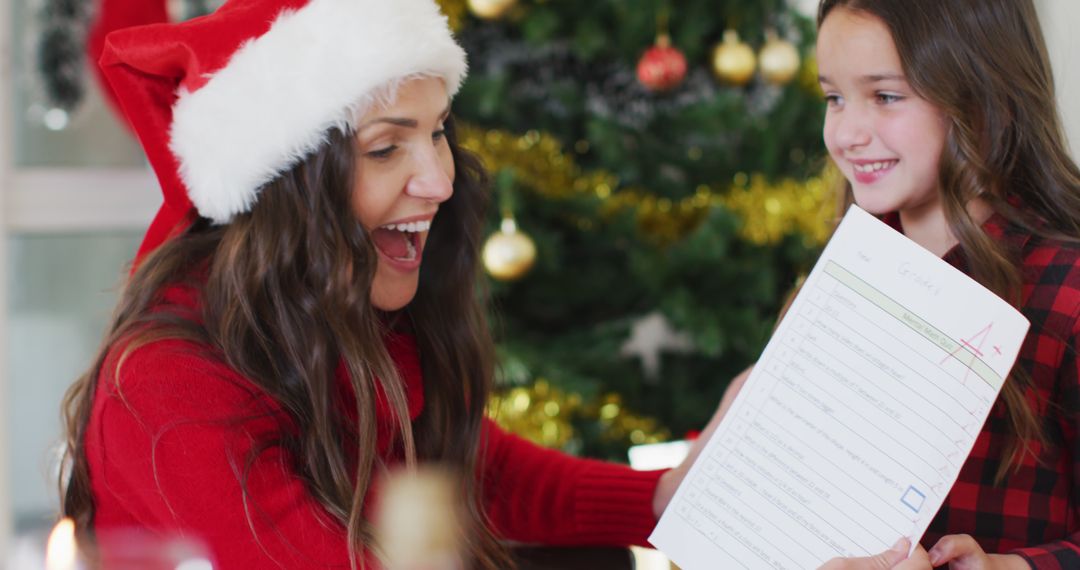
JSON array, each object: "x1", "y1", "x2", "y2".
[
  {"x1": 366, "y1": 145, "x2": 398, "y2": 159},
  {"x1": 824, "y1": 94, "x2": 843, "y2": 107},
  {"x1": 877, "y1": 93, "x2": 903, "y2": 104},
  {"x1": 432, "y1": 129, "x2": 446, "y2": 143}
]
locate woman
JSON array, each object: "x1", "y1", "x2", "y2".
[{"x1": 59, "y1": 0, "x2": 730, "y2": 567}]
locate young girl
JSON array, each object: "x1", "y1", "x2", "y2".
[
  {"x1": 58, "y1": 0, "x2": 730, "y2": 567},
  {"x1": 815, "y1": 0, "x2": 1080, "y2": 568}
]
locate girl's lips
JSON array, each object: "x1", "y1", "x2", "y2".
[{"x1": 850, "y1": 160, "x2": 898, "y2": 185}]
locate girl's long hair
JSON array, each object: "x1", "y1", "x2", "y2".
[
  {"x1": 819, "y1": 0, "x2": 1080, "y2": 481},
  {"x1": 60, "y1": 116, "x2": 513, "y2": 568}
]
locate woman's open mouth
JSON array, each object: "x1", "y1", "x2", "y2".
[{"x1": 372, "y1": 219, "x2": 431, "y2": 270}]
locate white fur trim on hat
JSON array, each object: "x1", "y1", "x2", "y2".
[{"x1": 169, "y1": 0, "x2": 468, "y2": 224}]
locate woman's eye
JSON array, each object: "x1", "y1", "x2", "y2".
[
  {"x1": 877, "y1": 93, "x2": 902, "y2": 104},
  {"x1": 432, "y1": 129, "x2": 446, "y2": 142},
  {"x1": 366, "y1": 145, "x2": 398, "y2": 159},
  {"x1": 824, "y1": 94, "x2": 843, "y2": 107}
]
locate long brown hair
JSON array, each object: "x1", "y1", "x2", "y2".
[
  {"x1": 818, "y1": 0, "x2": 1080, "y2": 481},
  {"x1": 60, "y1": 116, "x2": 514, "y2": 568}
]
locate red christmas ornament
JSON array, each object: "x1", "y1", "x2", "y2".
[{"x1": 636, "y1": 34, "x2": 687, "y2": 92}]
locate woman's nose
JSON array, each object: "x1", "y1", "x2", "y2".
[{"x1": 405, "y1": 150, "x2": 454, "y2": 203}]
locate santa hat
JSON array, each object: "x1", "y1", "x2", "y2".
[
  {"x1": 98, "y1": 0, "x2": 467, "y2": 262},
  {"x1": 87, "y1": 0, "x2": 170, "y2": 122}
]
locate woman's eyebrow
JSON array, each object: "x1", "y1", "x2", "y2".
[{"x1": 358, "y1": 104, "x2": 452, "y2": 131}]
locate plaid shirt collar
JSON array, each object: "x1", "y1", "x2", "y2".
[{"x1": 879, "y1": 210, "x2": 1034, "y2": 271}]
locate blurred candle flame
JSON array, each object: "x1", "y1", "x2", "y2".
[{"x1": 45, "y1": 518, "x2": 77, "y2": 570}]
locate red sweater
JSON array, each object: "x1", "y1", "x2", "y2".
[{"x1": 85, "y1": 286, "x2": 664, "y2": 568}]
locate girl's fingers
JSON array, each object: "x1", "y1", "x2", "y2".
[{"x1": 928, "y1": 534, "x2": 982, "y2": 566}]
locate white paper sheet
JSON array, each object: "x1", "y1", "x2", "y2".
[{"x1": 650, "y1": 206, "x2": 1029, "y2": 569}]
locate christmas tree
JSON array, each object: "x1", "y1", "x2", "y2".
[{"x1": 444, "y1": 0, "x2": 835, "y2": 460}]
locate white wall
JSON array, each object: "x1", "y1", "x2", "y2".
[{"x1": 1038, "y1": 0, "x2": 1080, "y2": 158}]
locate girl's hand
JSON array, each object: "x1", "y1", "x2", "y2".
[
  {"x1": 819, "y1": 538, "x2": 932, "y2": 569},
  {"x1": 651, "y1": 365, "x2": 753, "y2": 517},
  {"x1": 927, "y1": 535, "x2": 1029, "y2": 569}
]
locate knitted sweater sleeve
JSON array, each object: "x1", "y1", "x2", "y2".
[
  {"x1": 479, "y1": 418, "x2": 666, "y2": 547},
  {"x1": 90, "y1": 340, "x2": 666, "y2": 564},
  {"x1": 88, "y1": 340, "x2": 365, "y2": 569}
]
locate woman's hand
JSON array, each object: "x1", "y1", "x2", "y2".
[
  {"x1": 819, "y1": 538, "x2": 932, "y2": 569},
  {"x1": 926, "y1": 535, "x2": 1029, "y2": 569},
  {"x1": 651, "y1": 365, "x2": 753, "y2": 517}
]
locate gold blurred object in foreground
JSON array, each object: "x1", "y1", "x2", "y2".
[{"x1": 376, "y1": 467, "x2": 464, "y2": 570}]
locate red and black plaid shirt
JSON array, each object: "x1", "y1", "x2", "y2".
[{"x1": 886, "y1": 213, "x2": 1079, "y2": 569}]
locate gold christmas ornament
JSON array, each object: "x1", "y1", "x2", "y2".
[
  {"x1": 711, "y1": 29, "x2": 757, "y2": 85},
  {"x1": 483, "y1": 216, "x2": 537, "y2": 281},
  {"x1": 759, "y1": 30, "x2": 802, "y2": 85},
  {"x1": 467, "y1": 0, "x2": 516, "y2": 20}
]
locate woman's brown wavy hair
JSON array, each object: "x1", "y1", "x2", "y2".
[
  {"x1": 818, "y1": 0, "x2": 1080, "y2": 482},
  {"x1": 59, "y1": 115, "x2": 514, "y2": 568}
]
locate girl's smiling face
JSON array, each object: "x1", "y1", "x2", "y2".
[
  {"x1": 352, "y1": 77, "x2": 455, "y2": 311},
  {"x1": 818, "y1": 7, "x2": 949, "y2": 219}
]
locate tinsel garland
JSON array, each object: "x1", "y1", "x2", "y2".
[
  {"x1": 799, "y1": 53, "x2": 823, "y2": 96},
  {"x1": 436, "y1": 0, "x2": 467, "y2": 30},
  {"x1": 458, "y1": 124, "x2": 838, "y2": 246},
  {"x1": 487, "y1": 380, "x2": 671, "y2": 451}
]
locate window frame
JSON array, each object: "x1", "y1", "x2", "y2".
[{"x1": 0, "y1": 1, "x2": 159, "y2": 550}]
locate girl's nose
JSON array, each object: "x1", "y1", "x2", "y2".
[{"x1": 832, "y1": 108, "x2": 872, "y2": 150}]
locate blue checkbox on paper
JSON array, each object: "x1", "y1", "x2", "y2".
[{"x1": 901, "y1": 485, "x2": 926, "y2": 513}]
